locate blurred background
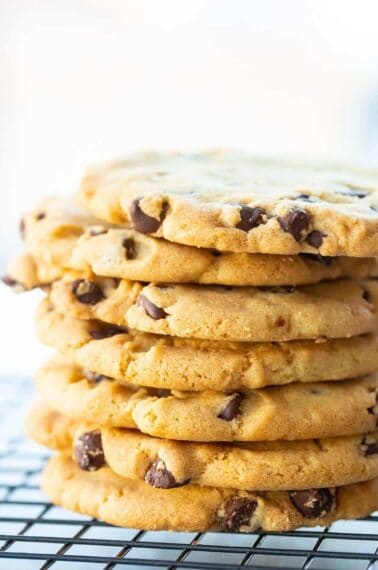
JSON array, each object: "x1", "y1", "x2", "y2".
[{"x1": 1, "y1": 0, "x2": 378, "y2": 377}]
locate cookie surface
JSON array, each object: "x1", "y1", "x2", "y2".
[
  {"x1": 36, "y1": 356, "x2": 378, "y2": 442},
  {"x1": 29, "y1": 402, "x2": 378, "y2": 491},
  {"x1": 43, "y1": 455, "x2": 378, "y2": 532},
  {"x1": 36, "y1": 299, "x2": 378, "y2": 390},
  {"x1": 79, "y1": 150, "x2": 378, "y2": 257},
  {"x1": 50, "y1": 276, "x2": 378, "y2": 342},
  {"x1": 11, "y1": 197, "x2": 378, "y2": 287}
]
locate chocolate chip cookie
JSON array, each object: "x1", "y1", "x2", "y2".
[
  {"x1": 36, "y1": 298, "x2": 378, "y2": 390},
  {"x1": 78, "y1": 150, "x2": 378, "y2": 256},
  {"x1": 9, "y1": 197, "x2": 378, "y2": 288},
  {"x1": 50, "y1": 276, "x2": 378, "y2": 342},
  {"x1": 42, "y1": 455, "x2": 378, "y2": 532},
  {"x1": 29, "y1": 402, "x2": 378, "y2": 490},
  {"x1": 36, "y1": 356, "x2": 378, "y2": 442}
]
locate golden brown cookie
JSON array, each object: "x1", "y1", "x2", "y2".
[
  {"x1": 36, "y1": 298, "x2": 378, "y2": 391},
  {"x1": 36, "y1": 356, "x2": 378, "y2": 442},
  {"x1": 49, "y1": 276, "x2": 378, "y2": 342},
  {"x1": 28, "y1": 402, "x2": 378, "y2": 491},
  {"x1": 9, "y1": 196, "x2": 377, "y2": 287},
  {"x1": 42, "y1": 455, "x2": 378, "y2": 532},
  {"x1": 78, "y1": 150, "x2": 378, "y2": 257}
]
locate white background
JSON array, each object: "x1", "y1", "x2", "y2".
[{"x1": 1, "y1": 0, "x2": 378, "y2": 377}]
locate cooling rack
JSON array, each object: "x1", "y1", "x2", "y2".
[{"x1": 0, "y1": 377, "x2": 377, "y2": 570}]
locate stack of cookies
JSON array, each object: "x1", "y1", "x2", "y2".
[{"x1": 4, "y1": 151, "x2": 378, "y2": 533}]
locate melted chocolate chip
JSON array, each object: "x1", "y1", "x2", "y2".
[
  {"x1": 19, "y1": 217, "x2": 26, "y2": 239},
  {"x1": 144, "y1": 458, "x2": 185, "y2": 488},
  {"x1": 289, "y1": 488, "x2": 335, "y2": 519},
  {"x1": 138, "y1": 295, "x2": 167, "y2": 319},
  {"x1": 71, "y1": 279, "x2": 105, "y2": 305},
  {"x1": 278, "y1": 209, "x2": 311, "y2": 241},
  {"x1": 236, "y1": 206, "x2": 265, "y2": 232},
  {"x1": 218, "y1": 393, "x2": 243, "y2": 421},
  {"x1": 360, "y1": 435, "x2": 378, "y2": 456},
  {"x1": 275, "y1": 317, "x2": 286, "y2": 327},
  {"x1": 74, "y1": 431, "x2": 105, "y2": 471},
  {"x1": 130, "y1": 198, "x2": 168, "y2": 234},
  {"x1": 88, "y1": 322, "x2": 126, "y2": 339},
  {"x1": 306, "y1": 231, "x2": 325, "y2": 248},
  {"x1": 35, "y1": 211, "x2": 46, "y2": 221},
  {"x1": 83, "y1": 369, "x2": 112, "y2": 383},
  {"x1": 220, "y1": 497, "x2": 258, "y2": 532},
  {"x1": 301, "y1": 253, "x2": 334, "y2": 266},
  {"x1": 123, "y1": 238, "x2": 136, "y2": 259}
]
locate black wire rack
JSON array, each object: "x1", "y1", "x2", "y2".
[{"x1": 0, "y1": 377, "x2": 377, "y2": 570}]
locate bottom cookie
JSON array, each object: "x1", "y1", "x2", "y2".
[{"x1": 42, "y1": 455, "x2": 378, "y2": 533}]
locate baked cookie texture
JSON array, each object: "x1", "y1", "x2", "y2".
[
  {"x1": 42, "y1": 455, "x2": 378, "y2": 532},
  {"x1": 35, "y1": 299, "x2": 378, "y2": 390},
  {"x1": 4, "y1": 153, "x2": 378, "y2": 533},
  {"x1": 28, "y1": 402, "x2": 378, "y2": 491},
  {"x1": 35, "y1": 356, "x2": 378, "y2": 442},
  {"x1": 8, "y1": 196, "x2": 378, "y2": 287},
  {"x1": 78, "y1": 150, "x2": 378, "y2": 257},
  {"x1": 49, "y1": 275, "x2": 378, "y2": 342}
]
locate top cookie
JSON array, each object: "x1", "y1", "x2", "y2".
[
  {"x1": 13, "y1": 197, "x2": 377, "y2": 287},
  {"x1": 79, "y1": 150, "x2": 378, "y2": 257}
]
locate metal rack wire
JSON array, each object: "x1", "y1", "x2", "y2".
[{"x1": 0, "y1": 377, "x2": 377, "y2": 569}]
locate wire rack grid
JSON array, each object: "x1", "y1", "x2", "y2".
[{"x1": 0, "y1": 376, "x2": 377, "y2": 570}]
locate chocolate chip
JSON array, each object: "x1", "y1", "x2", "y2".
[
  {"x1": 138, "y1": 295, "x2": 167, "y2": 319},
  {"x1": 83, "y1": 369, "x2": 112, "y2": 383},
  {"x1": 144, "y1": 458, "x2": 186, "y2": 488},
  {"x1": 71, "y1": 279, "x2": 105, "y2": 305},
  {"x1": 19, "y1": 217, "x2": 26, "y2": 239},
  {"x1": 236, "y1": 206, "x2": 265, "y2": 232},
  {"x1": 294, "y1": 194, "x2": 317, "y2": 203},
  {"x1": 278, "y1": 209, "x2": 311, "y2": 241},
  {"x1": 275, "y1": 317, "x2": 286, "y2": 327},
  {"x1": 130, "y1": 198, "x2": 168, "y2": 234},
  {"x1": 306, "y1": 231, "x2": 325, "y2": 248},
  {"x1": 74, "y1": 430, "x2": 105, "y2": 471},
  {"x1": 123, "y1": 238, "x2": 136, "y2": 259},
  {"x1": 35, "y1": 211, "x2": 46, "y2": 221},
  {"x1": 301, "y1": 253, "x2": 334, "y2": 266},
  {"x1": 220, "y1": 497, "x2": 258, "y2": 531},
  {"x1": 289, "y1": 488, "x2": 335, "y2": 519},
  {"x1": 362, "y1": 288, "x2": 371, "y2": 302},
  {"x1": 89, "y1": 227, "x2": 108, "y2": 236},
  {"x1": 218, "y1": 393, "x2": 243, "y2": 421},
  {"x1": 2, "y1": 276, "x2": 18, "y2": 288},
  {"x1": 337, "y1": 186, "x2": 369, "y2": 198},
  {"x1": 88, "y1": 322, "x2": 126, "y2": 339},
  {"x1": 360, "y1": 435, "x2": 378, "y2": 456}
]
